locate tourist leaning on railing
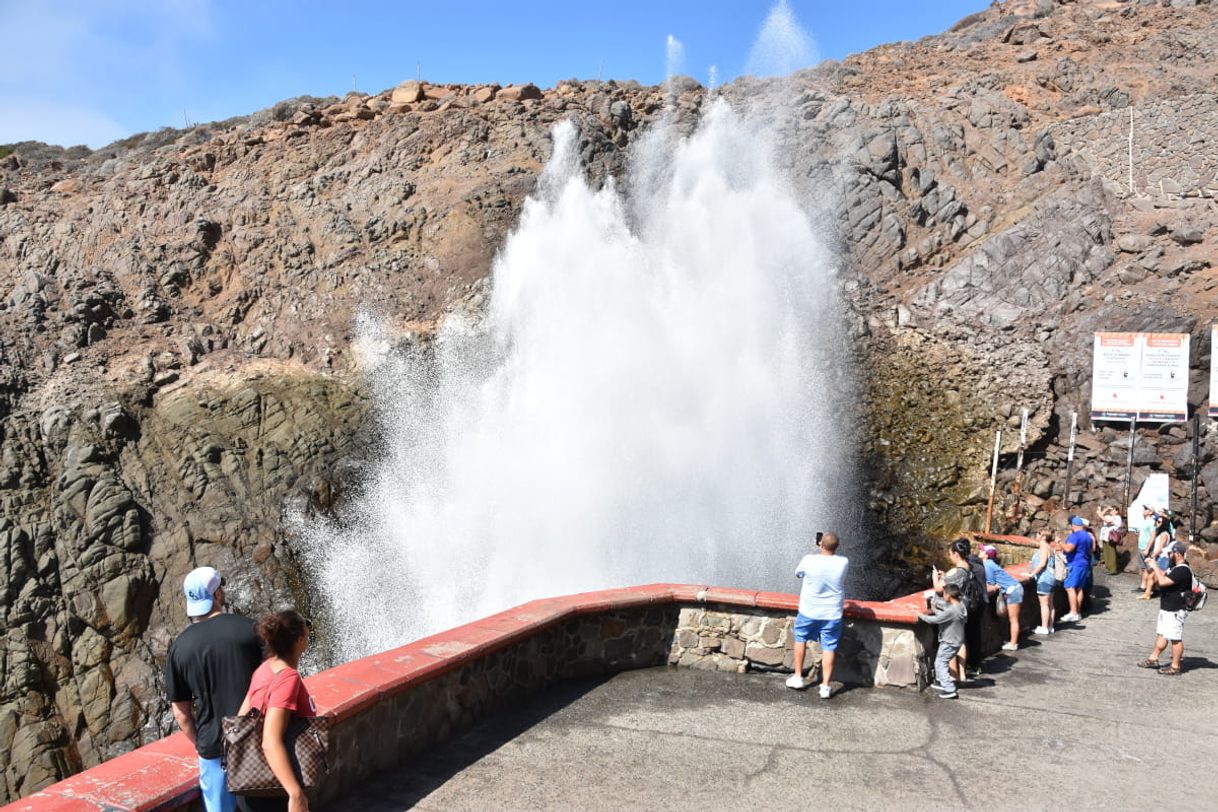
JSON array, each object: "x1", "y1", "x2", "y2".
[
  {"x1": 918, "y1": 583, "x2": 967, "y2": 700},
  {"x1": 980, "y1": 545, "x2": 1023, "y2": 651}
]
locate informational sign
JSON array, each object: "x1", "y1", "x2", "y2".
[
  {"x1": 1210, "y1": 325, "x2": 1218, "y2": 418},
  {"x1": 1090, "y1": 332, "x2": 1189, "y2": 423}
]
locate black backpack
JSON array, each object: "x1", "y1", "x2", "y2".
[{"x1": 960, "y1": 559, "x2": 985, "y2": 611}]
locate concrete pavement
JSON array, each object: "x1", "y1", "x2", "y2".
[{"x1": 333, "y1": 571, "x2": 1218, "y2": 811}]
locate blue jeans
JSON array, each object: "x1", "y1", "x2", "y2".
[
  {"x1": 199, "y1": 757, "x2": 237, "y2": 812},
  {"x1": 934, "y1": 641, "x2": 961, "y2": 694}
]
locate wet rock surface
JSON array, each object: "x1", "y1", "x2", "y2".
[{"x1": 6, "y1": 0, "x2": 1218, "y2": 799}]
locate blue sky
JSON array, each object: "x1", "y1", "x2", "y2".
[{"x1": 0, "y1": 1, "x2": 985, "y2": 148}]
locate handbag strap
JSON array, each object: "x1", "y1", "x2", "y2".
[{"x1": 258, "y1": 666, "x2": 291, "y2": 715}]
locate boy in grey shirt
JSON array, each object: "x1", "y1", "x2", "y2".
[{"x1": 918, "y1": 583, "x2": 967, "y2": 699}]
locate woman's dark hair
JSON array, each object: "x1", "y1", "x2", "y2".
[
  {"x1": 256, "y1": 610, "x2": 310, "y2": 659},
  {"x1": 950, "y1": 538, "x2": 971, "y2": 559}
]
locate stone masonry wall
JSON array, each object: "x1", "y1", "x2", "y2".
[
  {"x1": 667, "y1": 604, "x2": 936, "y2": 690},
  {"x1": 1052, "y1": 93, "x2": 1218, "y2": 198}
]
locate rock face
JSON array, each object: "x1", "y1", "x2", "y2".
[{"x1": 5, "y1": 0, "x2": 1218, "y2": 800}]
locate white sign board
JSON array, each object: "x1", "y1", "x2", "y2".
[
  {"x1": 1091, "y1": 332, "x2": 1189, "y2": 423},
  {"x1": 1210, "y1": 325, "x2": 1218, "y2": 418},
  {"x1": 1127, "y1": 472, "x2": 1170, "y2": 532}
]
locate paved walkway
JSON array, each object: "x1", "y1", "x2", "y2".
[{"x1": 333, "y1": 572, "x2": 1218, "y2": 811}]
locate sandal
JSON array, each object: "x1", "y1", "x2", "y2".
[
  {"x1": 1158, "y1": 666, "x2": 1181, "y2": 676},
  {"x1": 1136, "y1": 658, "x2": 1161, "y2": 669}
]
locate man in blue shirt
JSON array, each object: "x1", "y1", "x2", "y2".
[{"x1": 1060, "y1": 516, "x2": 1093, "y2": 622}]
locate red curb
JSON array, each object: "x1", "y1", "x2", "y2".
[
  {"x1": 329, "y1": 648, "x2": 445, "y2": 690},
  {"x1": 845, "y1": 599, "x2": 922, "y2": 623},
  {"x1": 666, "y1": 584, "x2": 711, "y2": 602},
  {"x1": 39, "y1": 751, "x2": 199, "y2": 811},
  {"x1": 973, "y1": 532, "x2": 1038, "y2": 548},
  {"x1": 754, "y1": 591, "x2": 798, "y2": 611},
  {"x1": 414, "y1": 622, "x2": 513, "y2": 665},
  {"x1": 1, "y1": 794, "x2": 112, "y2": 811},
  {"x1": 702, "y1": 587, "x2": 760, "y2": 607},
  {"x1": 139, "y1": 733, "x2": 196, "y2": 762},
  {"x1": 304, "y1": 670, "x2": 383, "y2": 719}
]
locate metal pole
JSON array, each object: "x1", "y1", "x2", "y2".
[
  {"x1": 985, "y1": 430, "x2": 1002, "y2": 534},
  {"x1": 1013, "y1": 408, "x2": 1029, "y2": 521},
  {"x1": 1128, "y1": 106, "x2": 1135, "y2": 196},
  {"x1": 1064, "y1": 411, "x2": 1078, "y2": 510},
  {"x1": 1190, "y1": 411, "x2": 1201, "y2": 544},
  {"x1": 1122, "y1": 418, "x2": 1137, "y2": 509}
]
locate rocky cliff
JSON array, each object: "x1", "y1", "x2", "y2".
[{"x1": 3, "y1": 0, "x2": 1218, "y2": 800}]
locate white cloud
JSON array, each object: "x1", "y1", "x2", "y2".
[
  {"x1": 0, "y1": 100, "x2": 128, "y2": 149},
  {"x1": 0, "y1": 0, "x2": 213, "y2": 146}
]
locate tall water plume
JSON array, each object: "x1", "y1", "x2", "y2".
[{"x1": 302, "y1": 47, "x2": 859, "y2": 668}]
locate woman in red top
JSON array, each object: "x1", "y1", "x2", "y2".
[{"x1": 236, "y1": 610, "x2": 316, "y2": 812}]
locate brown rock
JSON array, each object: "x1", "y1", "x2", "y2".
[
  {"x1": 497, "y1": 83, "x2": 543, "y2": 102},
  {"x1": 472, "y1": 85, "x2": 499, "y2": 104},
  {"x1": 390, "y1": 80, "x2": 425, "y2": 104}
]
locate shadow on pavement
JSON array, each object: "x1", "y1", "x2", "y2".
[
  {"x1": 334, "y1": 675, "x2": 612, "y2": 810},
  {"x1": 1182, "y1": 656, "x2": 1218, "y2": 671}
]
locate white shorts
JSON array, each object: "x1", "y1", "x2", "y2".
[{"x1": 1157, "y1": 609, "x2": 1187, "y2": 641}]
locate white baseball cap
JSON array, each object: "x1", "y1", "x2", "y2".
[{"x1": 183, "y1": 567, "x2": 222, "y2": 617}]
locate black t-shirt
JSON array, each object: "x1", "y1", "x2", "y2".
[
  {"x1": 165, "y1": 613, "x2": 263, "y2": 759},
  {"x1": 1159, "y1": 564, "x2": 1192, "y2": 612}
]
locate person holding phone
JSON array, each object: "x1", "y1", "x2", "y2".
[{"x1": 788, "y1": 532, "x2": 849, "y2": 699}]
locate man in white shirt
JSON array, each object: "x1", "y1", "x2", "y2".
[{"x1": 787, "y1": 531, "x2": 849, "y2": 699}]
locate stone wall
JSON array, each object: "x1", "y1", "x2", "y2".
[
  {"x1": 6, "y1": 574, "x2": 1044, "y2": 811},
  {"x1": 1052, "y1": 93, "x2": 1218, "y2": 199},
  {"x1": 668, "y1": 605, "x2": 936, "y2": 690}
]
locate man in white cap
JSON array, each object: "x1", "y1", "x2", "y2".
[{"x1": 164, "y1": 567, "x2": 262, "y2": 812}]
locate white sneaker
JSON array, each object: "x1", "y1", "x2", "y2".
[
  {"x1": 1033, "y1": 626, "x2": 1050, "y2": 635},
  {"x1": 1060, "y1": 613, "x2": 1080, "y2": 623},
  {"x1": 819, "y1": 684, "x2": 832, "y2": 699},
  {"x1": 1047, "y1": 627, "x2": 1055, "y2": 635},
  {"x1": 786, "y1": 674, "x2": 807, "y2": 690},
  {"x1": 931, "y1": 683, "x2": 953, "y2": 692},
  {"x1": 1001, "y1": 642, "x2": 1019, "y2": 651}
]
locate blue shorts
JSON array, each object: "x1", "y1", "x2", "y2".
[
  {"x1": 1035, "y1": 570, "x2": 1058, "y2": 596},
  {"x1": 1156, "y1": 555, "x2": 1170, "y2": 571},
  {"x1": 794, "y1": 614, "x2": 842, "y2": 651},
  {"x1": 198, "y1": 756, "x2": 237, "y2": 812},
  {"x1": 1004, "y1": 584, "x2": 1024, "y2": 605},
  {"x1": 1064, "y1": 564, "x2": 1089, "y2": 589}
]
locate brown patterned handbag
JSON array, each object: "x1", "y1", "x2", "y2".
[{"x1": 222, "y1": 670, "x2": 332, "y2": 795}]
